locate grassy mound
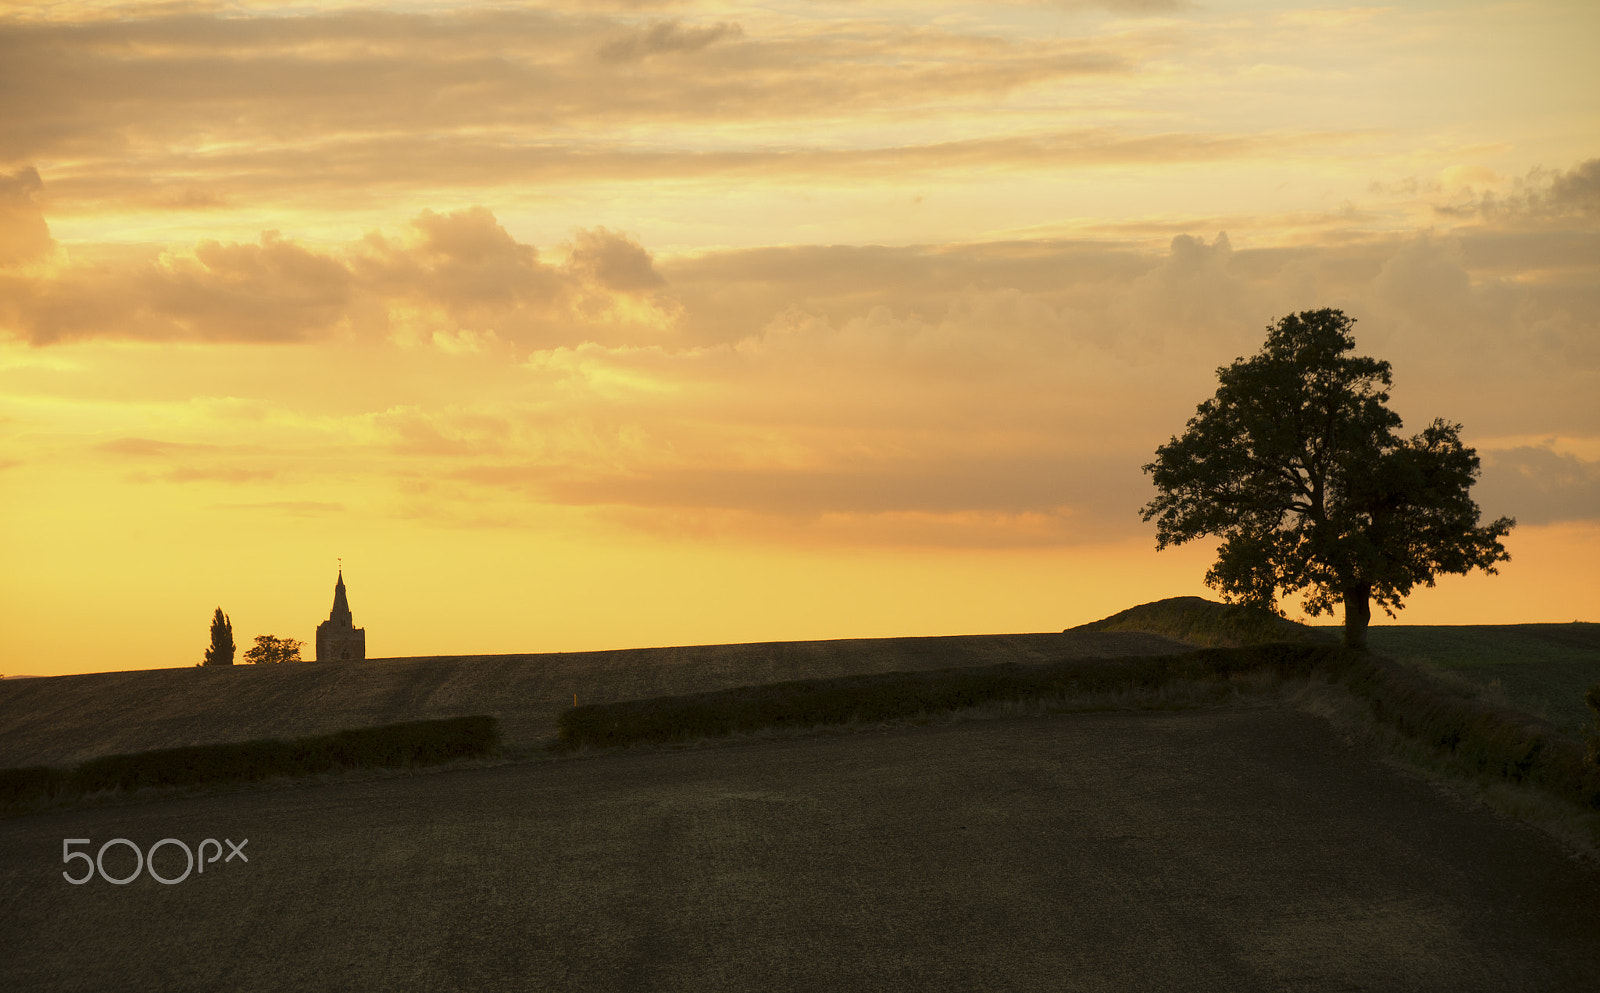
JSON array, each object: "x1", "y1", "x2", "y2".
[
  {"x1": 0, "y1": 715, "x2": 499, "y2": 811},
  {"x1": 1070, "y1": 596, "x2": 1332, "y2": 648}
]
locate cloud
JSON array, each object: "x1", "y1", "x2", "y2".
[
  {"x1": 1433, "y1": 158, "x2": 1600, "y2": 222},
  {"x1": 0, "y1": 7, "x2": 1141, "y2": 176},
  {"x1": 94, "y1": 436, "x2": 279, "y2": 484},
  {"x1": 3, "y1": 229, "x2": 353, "y2": 345},
  {"x1": 356, "y1": 207, "x2": 562, "y2": 322},
  {"x1": 1549, "y1": 158, "x2": 1600, "y2": 216},
  {"x1": 32, "y1": 128, "x2": 1327, "y2": 213},
  {"x1": 161, "y1": 232, "x2": 355, "y2": 341},
  {"x1": 409, "y1": 206, "x2": 538, "y2": 268},
  {"x1": 213, "y1": 501, "x2": 345, "y2": 516},
  {"x1": 97, "y1": 437, "x2": 220, "y2": 457},
  {"x1": 565, "y1": 227, "x2": 667, "y2": 293},
  {"x1": 542, "y1": 452, "x2": 1153, "y2": 545},
  {"x1": 597, "y1": 19, "x2": 742, "y2": 63},
  {"x1": 476, "y1": 214, "x2": 1596, "y2": 546},
  {"x1": 1, "y1": 204, "x2": 679, "y2": 347},
  {"x1": 0, "y1": 167, "x2": 53, "y2": 266},
  {"x1": 375, "y1": 405, "x2": 514, "y2": 457},
  {"x1": 161, "y1": 465, "x2": 278, "y2": 484},
  {"x1": 1478, "y1": 446, "x2": 1600, "y2": 526},
  {"x1": 8, "y1": 167, "x2": 1598, "y2": 549},
  {"x1": 1047, "y1": 0, "x2": 1193, "y2": 11},
  {"x1": 1117, "y1": 232, "x2": 1253, "y2": 346}
]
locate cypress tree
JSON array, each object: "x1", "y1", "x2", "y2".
[{"x1": 203, "y1": 608, "x2": 235, "y2": 666}]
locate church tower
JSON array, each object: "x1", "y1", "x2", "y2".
[{"x1": 315, "y1": 569, "x2": 367, "y2": 662}]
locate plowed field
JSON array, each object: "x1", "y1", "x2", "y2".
[{"x1": 2, "y1": 707, "x2": 1596, "y2": 992}]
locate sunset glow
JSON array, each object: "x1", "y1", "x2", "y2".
[{"x1": 2, "y1": 0, "x2": 1597, "y2": 676}]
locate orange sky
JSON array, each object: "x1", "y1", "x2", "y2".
[{"x1": 2, "y1": 0, "x2": 1598, "y2": 676}]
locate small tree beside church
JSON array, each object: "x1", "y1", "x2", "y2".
[
  {"x1": 202, "y1": 608, "x2": 235, "y2": 666},
  {"x1": 244, "y1": 634, "x2": 304, "y2": 664}
]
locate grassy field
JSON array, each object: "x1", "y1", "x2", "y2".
[
  {"x1": 1064, "y1": 595, "x2": 1599, "y2": 739},
  {"x1": 0, "y1": 630, "x2": 1190, "y2": 768},
  {"x1": 1329, "y1": 624, "x2": 1600, "y2": 737}
]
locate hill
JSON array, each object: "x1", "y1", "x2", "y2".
[
  {"x1": 0, "y1": 629, "x2": 1191, "y2": 769},
  {"x1": 1069, "y1": 596, "x2": 1334, "y2": 648}
]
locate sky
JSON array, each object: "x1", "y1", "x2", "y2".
[{"x1": 1, "y1": 0, "x2": 1597, "y2": 676}]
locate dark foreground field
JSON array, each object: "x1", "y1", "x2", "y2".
[{"x1": 3, "y1": 706, "x2": 1597, "y2": 993}]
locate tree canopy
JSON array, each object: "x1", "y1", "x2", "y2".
[
  {"x1": 243, "y1": 634, "x2": 304, "y2": 664},
  {"x1": 202, "y1": 607, "x2": 235, "y2": 666},
  {"x1": 1140, "y1": 309, "x2": 1515, "y2": 648}
]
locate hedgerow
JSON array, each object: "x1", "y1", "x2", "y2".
[
  {"x1": 557, "y1": 644, "x2": 1341, "y2": 750},
  {"x1": 0, "y1": 715, "x2": 499, "y2": 810}
]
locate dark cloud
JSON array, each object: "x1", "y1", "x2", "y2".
[
  {"x1": 1046, "y1": 0, "x2": 1192, "y2": 10},
  {"x1": 1433, "y1": 158, "x2": 1600, "y2": 222},
  {"x1": 565, "y1": 228, "x2": 667, "y2": 293},
  {"x1": 1549, "y1": 158, "x2": 1600, "y2": 216},
  {"x1": 1477, "y1": 447, "x2": 1600, "y2": 526},
  {"x1": 597, "y1": 20, "x2": 742, "y2": 63}
]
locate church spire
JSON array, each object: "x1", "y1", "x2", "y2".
[
  {"x1": 329, "y1": 568, "x2": 351, "y2": 624},
  {"x1": 316, "y1": 564, "x2": 366, "y2": 661}
]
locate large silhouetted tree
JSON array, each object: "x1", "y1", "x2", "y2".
[
  {"x1": 1140, "y1": 309, "x2": 1515, "y2": 649},
  {"x1": 202, "y1": 608, "x2": 235, "y2": 666}
]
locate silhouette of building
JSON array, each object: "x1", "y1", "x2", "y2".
[{"x1": 315, "y1": 569, "x2": 366, "y2": 662}]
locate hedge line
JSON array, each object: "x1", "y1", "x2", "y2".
[
  {"x1": 0, "y1": 715, "x2": 499, "y2": 808},
  {"x1": 556, "y1": 643, "x2": 1600, "y2": 811},
  {"x1": 557, "y1": 643, "x2": 1342, "y2": 750},
  {"x1": 1341, "y1": 654, "x2": 1600, "y2": 810}
]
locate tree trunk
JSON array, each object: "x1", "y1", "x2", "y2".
[{"x1": 1343, "y1": 583, "x2": 1372, "y2": 650}]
